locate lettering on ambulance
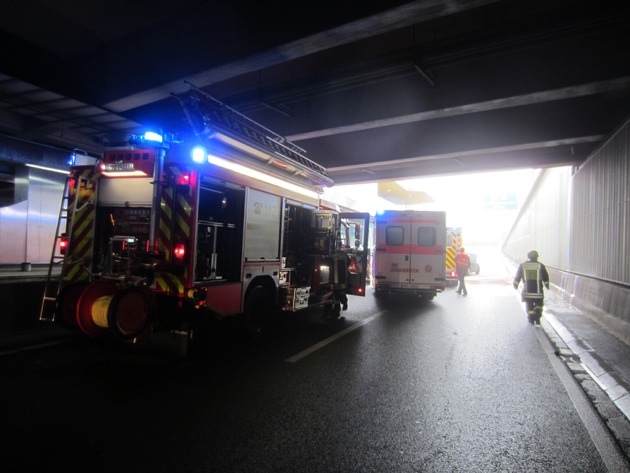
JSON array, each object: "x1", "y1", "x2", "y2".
[{"x1": 390, "y1": 263, "x2": 420, "y2": 273}]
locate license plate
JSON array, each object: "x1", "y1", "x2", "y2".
[{"x1": 104, "y1": 162, "x2": 134, "y2": 171}]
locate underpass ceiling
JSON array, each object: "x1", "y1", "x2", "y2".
[{"x1": 1, "y1": 0, "x2": 629, "y2": 184}]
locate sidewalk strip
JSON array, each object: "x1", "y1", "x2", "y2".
[
  {"x1": 285, "y1": 311, "x2": 387, "y2": 363},
  {"x1": 536, "y1": 325, "x2": 630, "y2": 472},
  {"x1": 543, "y1": 310, "x2": 630, "y2": 422}
]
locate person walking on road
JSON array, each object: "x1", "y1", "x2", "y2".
[
  {"x1": 455, "y1": 247, "x2": 471, "y2": 296},
  {"x1": 513, "y1": 250, "x2": 549, "y2": 294},
  {"x1": 513, "y1": 250, "x2": 550, "y2": 324}
]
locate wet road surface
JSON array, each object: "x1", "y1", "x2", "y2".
[{"x1": 1, "y1": 252, "x2": 626, "y2": 472}]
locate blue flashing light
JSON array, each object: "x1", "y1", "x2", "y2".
[
  {"x1": 192, "y1": 146, "x2": 207, "y2": 163},
  {"x1": 67, "y1": 153, "x2": 77, "y2": 166},
  {"x1": 376, "y1": 209, "x2": 386, "y2": 215},
  {"x1": 143, "y1": 131, "x2": 163, "y2": 143}
]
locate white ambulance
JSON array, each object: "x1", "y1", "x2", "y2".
[{"x1": 373, "y1": 210, "x2": 447, "y2": 301}]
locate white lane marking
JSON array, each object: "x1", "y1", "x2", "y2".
[{"x1": 285, "y1": 310, "x2": 387, "y2": 363}]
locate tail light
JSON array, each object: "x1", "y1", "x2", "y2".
[
  {"x1": 173, "y1": 243, "x2": 186, "y2": 261},
  {"x1": 59, "y1": 234, "x2": 69, "y2": 254},
  {"x1": 176, "y1": 174, "x2": 190, "y2": 186}
]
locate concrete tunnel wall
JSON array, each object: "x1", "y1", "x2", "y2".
[{"x1": 502, "y1": 117, "x2": 630, "y2": 345}]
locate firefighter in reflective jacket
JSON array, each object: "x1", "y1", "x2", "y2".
[
  {"x1": 513, "y1": 250, "x2": 550, "y2": 294},
  {"x1": 454, "y1": 247, "x2": 471, "y2": 296}
]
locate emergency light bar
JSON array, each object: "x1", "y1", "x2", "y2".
[{"x1": 129, "y1": 131, "x2": 164, "y2": 144}]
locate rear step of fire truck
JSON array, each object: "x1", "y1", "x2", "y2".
[{"x1": 38, "y1": 173, "x2": 90, "y2": 322}]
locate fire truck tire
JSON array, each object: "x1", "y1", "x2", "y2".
[
  {"x1": 242, "y1": 285, "x2": 271, "y2": 338},
  {"x1": 107, "y1": 286, "x2": 155, "y2": 340},
  {"x1": 55, "y1": 281, "x2": 90, "y2": 329}
]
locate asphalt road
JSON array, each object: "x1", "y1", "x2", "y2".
[{"x1": 1, "y1": 249, "x2": 626, "y2": 472}]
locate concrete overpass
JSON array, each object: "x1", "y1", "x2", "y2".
[{"x1": 1, "y1": 1, "x2": 629, "y2": 181}]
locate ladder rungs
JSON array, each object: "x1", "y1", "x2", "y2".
[{"x1": 39, "y1": 174, "x2": 75, "y2": 323}]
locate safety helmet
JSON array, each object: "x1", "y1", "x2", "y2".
[{"x1": 527, "y1": 250, "x2": 539, "y2": 260}]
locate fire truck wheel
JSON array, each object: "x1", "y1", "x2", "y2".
[
  {"x1": 107, "y1": 286, "x2": 155, "y2": 340},
  {"x1": 55, "y1": 281, "x2": 90, "y2": 329},
  {"x1": 242, "y1": 286, "x2": 271, "y2": 339}
]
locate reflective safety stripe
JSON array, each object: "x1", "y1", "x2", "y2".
[
  {"x1": 522, "y1": 262, "x2": 541, "y2": 282},
  {"x1": 64, "y1": 168, "x2": 98, "y2": 283},
  {"x1": 522, "y1": 261, "x2": 543, "y2": 296},
  {"x1": 156, "y1": 164, "x2": 194, "y2": 296}
]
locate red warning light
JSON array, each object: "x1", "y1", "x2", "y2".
[
  {"x1": 174, "y1": 244, "x2": 186, "y2": 260},
  {"x1": 176, "y1": 174, "x2": 191, "y2": 186},
  {"x1": 59, "y1": 235, "x2": 69, "y2": 254}
]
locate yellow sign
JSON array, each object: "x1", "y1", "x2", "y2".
[{"x1": 377, "y1": 182, "x2": 433, "y2": 206}]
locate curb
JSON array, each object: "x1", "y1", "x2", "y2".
[{"x1": 541, "y1": 309, "x2": 630, "y2": 458}]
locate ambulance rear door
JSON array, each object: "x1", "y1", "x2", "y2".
[
  {"x1": 374, "y1": 211, "x2": 412, "y2": 287},
  {"x1": 409, "y1": 212, "x2": 446, "y2": 288}
]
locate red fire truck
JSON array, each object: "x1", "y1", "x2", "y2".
[{"x1": 40, "y1": 90, "x2": 370, "y2": 348}]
